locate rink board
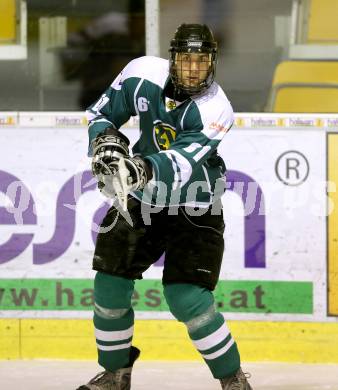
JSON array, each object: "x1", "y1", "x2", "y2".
[
  {"x1": 2, "y1": 318, "x2": 338, "y2": 363},
  {"x1": 1, "y1": 112, "x2": 338, "y2": 361},
  {"x1": 328, "y1": 133, "x2": 338, "y2": 315}
]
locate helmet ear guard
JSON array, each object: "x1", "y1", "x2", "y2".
[{"x1": 169, "y1": 24, "x2": 217, "y2": 95}]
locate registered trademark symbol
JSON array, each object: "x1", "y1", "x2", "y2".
[{"x1": 275, "y1": 150, "x2": 310, "y2": 186}]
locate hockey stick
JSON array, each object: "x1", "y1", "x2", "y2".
[{"x1": 111, "y1": 157, "x2": 131, "y2": 212}]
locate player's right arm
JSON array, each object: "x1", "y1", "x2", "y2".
[
  {"x1": 86, "y1": 69, "x2": 137, "y2": 156},
  {"x1": 86, "y1": 61, "x2": 153, "y2": 207}
]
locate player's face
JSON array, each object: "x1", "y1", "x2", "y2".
[{"x1": 175, "y1": 52, "x2": 211, "y2": 88}]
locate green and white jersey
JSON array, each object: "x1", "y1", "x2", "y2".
[{"x1": 86, "y1": 56, "x2": 234, "y2": 207}]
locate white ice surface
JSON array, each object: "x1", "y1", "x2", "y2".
[{"x1": 0, "y1": 361, "x2": 338, "y2": 389}]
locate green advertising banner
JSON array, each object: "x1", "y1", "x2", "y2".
[{"x1": 0, "y1": 279, "x2": 313, "y2": 314}]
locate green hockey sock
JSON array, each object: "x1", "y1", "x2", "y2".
[
  {"x1": 189, "y1": 312, "x2": 240, "y2": 379},
  {"x1": 164, "y1": 283, "x2": 240, "y2": 379},
  {"x1": 93, "y1": 272, "x2": 135, "y2": 372}
]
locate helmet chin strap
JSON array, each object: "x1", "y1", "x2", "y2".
[
  {"x1": 174, "y1": 73, "x2": 209, "y2": 96},
  {"x1": 173, "y1": 82, "x2": 191, "y2": 101}
]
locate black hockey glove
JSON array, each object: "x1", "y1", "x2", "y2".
[
  {"x1": 91, "y1": 128, "x2": 152, "y2": 209},
  {"x1": 91, "y1": 127, "x2": 130, "y2": 177}
]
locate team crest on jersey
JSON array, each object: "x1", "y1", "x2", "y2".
[
  {"x1": 166, "y1": 99, "x2": 176, "y2": 110},
  {"x1": 153, "y1": 120, "x2": 176, "y2": 150}
]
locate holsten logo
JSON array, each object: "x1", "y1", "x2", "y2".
[
  {"x1": 0, "y1": 169, "x2": 266, "y2": 268},
  {"x1": 209, "y1": 122, "x2": 229, "y2": 133}
]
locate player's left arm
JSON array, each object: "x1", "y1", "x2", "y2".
[{"x1": 145, "y1": 97, "x2": 234, "y2": 190}]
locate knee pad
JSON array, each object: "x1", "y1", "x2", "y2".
[
  {"x1": 163, "y1": 283, "x2": 216, "y2": 327},
  {"x1": 94, "y1": 272, "x2": 134, "y2": 319}
]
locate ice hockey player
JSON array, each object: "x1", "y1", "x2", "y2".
[{"x1": 77, "y1": 23, "x2": 253, "y2": 390}]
